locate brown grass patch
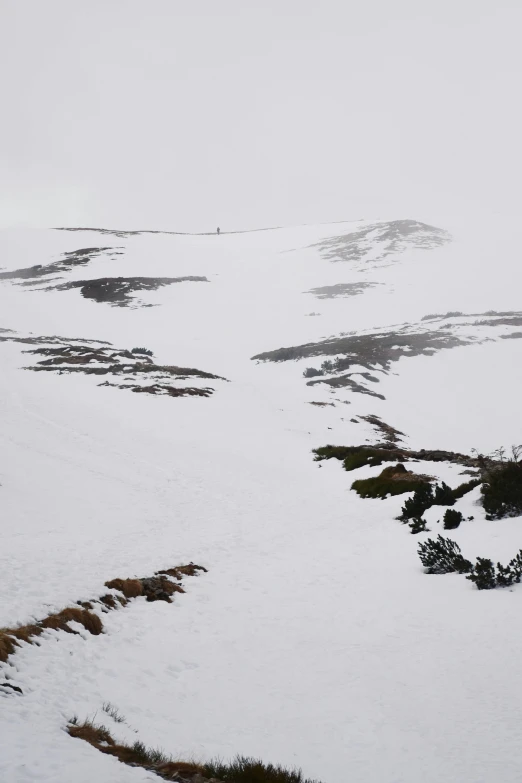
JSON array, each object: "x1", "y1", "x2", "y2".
[
  {"x1": 10, "y1": 624, "x2": 42, "y2": 643},
  {"x1": 0, "y1": 631, "x2": 20, "y2": 663},
  {"x1": 157, "y1": 761, "x2": 209, "y2": 778},
  {"x1": 379, "y1": 464, "x2": 432, "y2": 483},
  {"x1": 156, "y1": 567, "x2": 183, "y2": 579},
  {"x1": 2, "y1": 562, "x2": 206, "y2": 664},
  {"x1": 105, "y1": 578, "x2": 143, "y2": 598},
  {"x1": 171, "y1": 564, "x2": 208, "y2": 577},
  {"x1": 77, "y1": 601, "x2": 94, "y2": 610},
  {"x1": 40, "y1": 607, "x2": 103, "y2": 636},
  {"x1": 99, "y1": 594, "x2": 118, "y2": 609},
  {"x1": 68, "y1": 720, "x2": 115, "y2": 748}
]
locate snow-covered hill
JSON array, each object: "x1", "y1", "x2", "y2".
[{"x1": 1, "y1": 217, "x2": 521, "y2": 782}]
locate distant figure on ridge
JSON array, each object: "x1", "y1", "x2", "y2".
[{"x1": 216, "y1": 227, "x2": 221, "y2": 235}]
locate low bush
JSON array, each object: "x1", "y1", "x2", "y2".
[
  {"x1": 466, "y1": 558, "x2": 497, "y2": 590},
  {"x1": 417, "y1": 535, "x2": 473, "y2": 574},
  {"x1": 303, "y1": 367, "x2": 323, "y2": 378},
  {"x1": 467, "y1": 550, "x2": 522, "y2": 589},
  {"x1": 400, "y1": 479, "x2": 478, "y2": 521},
  {"x1": 131, "y1": 347, "x2": 153, "y2": 356},
  {"x1": 443, "y1": 509, "x2": 464, "y2": 530},
  {"x1": 482, "y1": 461, "x2": 522, "y2": 519},
  {"x1": 418, "y1": 538, "x2": 522, "y2": 591}
]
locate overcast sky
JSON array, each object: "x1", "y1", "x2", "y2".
[{"x1": 1, "y1": 0, "x2": 521, "y2": 231}]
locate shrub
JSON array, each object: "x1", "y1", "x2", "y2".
[
  {"x1": 303, "y1": 367, "x2": 323, "y2": 378},
  {"x1": 443, "y1": 509, "x2": 464, "y2": 530},
  {"x1": 433, "y1": 482, "x2": 455, "y2": 506},
  {"x1": 417, "y1": 535, "x2": 472, "y2": 574},
  {"x1": 400, "y1": 483, "x2": 434, "y2": 520},
  {"x1": 131, "y1": 347, "x2": 153, "y2": 356},
  {"x1": 452, "y1": 478, "x2": 481, "y2": 500},
  {"x1": 409, "y1": 517, "x2": 429, "y2": 534},
  {"x1": 482, "y1": 462, "x2": 522, "y2": 519},
  {"x1": 466, "y1": 558, "x2": 497, "y2": 590},
  {"x1": 466, "y1": 550, "x2": 522, "y2": 589}
]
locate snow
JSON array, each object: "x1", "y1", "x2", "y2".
[{"x1": 1, "y1": 217, "x2": 522, "y2": 782}]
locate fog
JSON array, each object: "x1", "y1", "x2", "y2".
[{"x1": 1, "y1": 0, "x2": 521, "y2": 231}]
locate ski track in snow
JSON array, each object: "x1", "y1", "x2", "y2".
[{"x1": 0, "y1": 218, "x2": 522, "y2": 783}]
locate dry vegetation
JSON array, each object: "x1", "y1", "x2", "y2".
[
  {"x1": 67, "y1": 717, "x2": 323, "y2": 783},
  {"x1": 0, "y1": 563, "x2": 207, "y2": 666}
]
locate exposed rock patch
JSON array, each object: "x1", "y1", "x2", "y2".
[
  {"x1": 0, "y1": 247, "x2": 120, "y2": 284},
  {"x1": 252, "y1": 311, "x2": 522, "y2": 400},
  {"x1": 309, "y1": 220, "x2": 450, "y2": 267},
  {"x1": 306, "y1": 282, "x2": 378, "y2": 299},
  {"x1": 0, "y1": 331, "x2": 225, "y2": 399},
  {"x1": 52, "y1": 275, "x2": 208, "y2": 307}
]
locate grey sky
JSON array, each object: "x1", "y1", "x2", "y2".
[{"x1": 1, "y1": 0, "x2": 521, "y2": 231}]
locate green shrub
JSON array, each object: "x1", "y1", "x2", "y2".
[
  {"x1": 131, "y1": 347, "x2": 153, "y2": 356},
  {"x1": 433, "y1": 482, "x2": 455, "y2": 506},
  {"x1": 466, "y1": 551, "x2": 522, "y2": 589},
  {"x1": 482, "y1": 462, "x2": 522, "y2": 519},
  {"x1": 409, "y1": 517, "x2": 429, "y2": 534},
  {"x1": 466, "y1": 558, "x2": 497, "y2": 590},
  {"x1": 443, "y1": 509, "x2": 464, "y2": 530},
  {"x1": 417, "y1": 535, "x2": 472, "y2": 574},
  {"x1": 401, "y1": 480, "x2": 476, "y2": 520},
  {"x1": 400, "y1": 484, "x2": 434, "y2": 520},
  {"x1": 303, "y1": 367, "x2": 323, "y2": 378},
  {"x1": 351, "y1": 476, "x2": 425, "y2": 499}
]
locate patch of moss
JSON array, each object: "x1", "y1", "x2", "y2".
[
  {"x1": 451, "y1": 478, "x2": 481, "y2": 500},
  {"x1": 312, "y1": 445, "x2": 400, "y2": 471},
  {"x1": 351, "y1": 476, "x2": 426, "y2": 499},
  {"x1": 312, "y1": 445, "x2": 356, "y2": 462}
]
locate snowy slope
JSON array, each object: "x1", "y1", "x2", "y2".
[{"x1": 1, "y1": 217, "x2": 521, "y2": 783}]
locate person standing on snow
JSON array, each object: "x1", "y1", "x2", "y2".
[{"x1": 216, "y1": 227, "x2": 221, "y2": 235}]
